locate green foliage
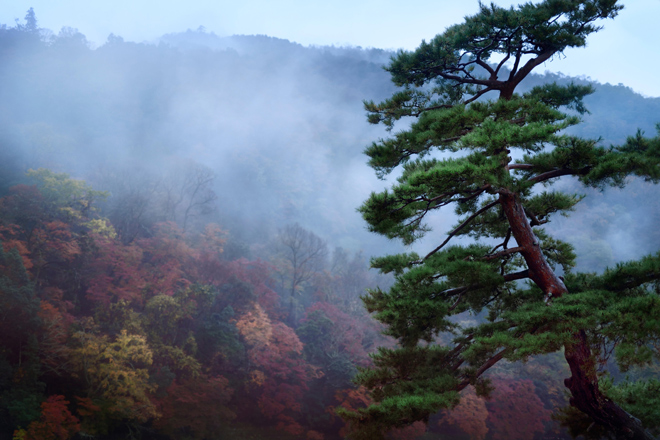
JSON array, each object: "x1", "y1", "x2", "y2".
[
  {"x1": 0, "y1": 245, "x2": 44, "y2": 434},
  {"x1": 348, "y1": 1, "x2": 660, "y2": 438},
  {"x1": 195, "y1": 305, "x2": 245, "y2": 374},
  {"x1": 2, "y1": 390, "x2": 42, "y2": 431},
  {"x1": 339, "y1": 346, "x2": 459, "y2": 439},
  {"x1": 26, "y1": 169, "x2": 108, "y2": 221},
  {"x1": 601, "y1": 378, "x2": 660, "y2": 434}
]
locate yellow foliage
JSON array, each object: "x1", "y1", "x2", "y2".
[
  {"x1": 71, "y1": 326, "x2": 158, "y2": 422},
  {"x1": 236, "y1": 304, "x2": 272, "y2": 347},
  {"x1": 26, "y1": 168, "x2": 108, "y2": 219},
  {"x1": 250, "y1": 370, "x2": 267, "y2": 386},
  {"x1": 152, "y1": 343, "x2": 201, "y2": 379},
  {"x1": 85, "y1": 219, "x2": 117, "y2": 239}
]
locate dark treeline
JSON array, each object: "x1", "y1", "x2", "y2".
[{"x1": 0, "y1": 9, "x2": 659, "y2": 440}]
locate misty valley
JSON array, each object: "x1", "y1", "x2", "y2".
[{"x1": 1, "y1": 3, "x2": 660, "y2": 440}]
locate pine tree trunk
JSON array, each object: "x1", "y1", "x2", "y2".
[
  {"x1": 499, "y1": 191, "x2": 655, "y2": 440},
  {"x1": 564, "y1": 331, "x2": 655, "y2": 440}
]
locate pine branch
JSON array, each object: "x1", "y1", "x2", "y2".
[
  {"x1": 414, "y1": 199, "x2": 500, "y2": 264},
  {"x1": 483, "y1": 246, "x2": 523, "y2": 260},
  {"x1": 528, "y1": 166, "x2": 591, "y2": 183}
]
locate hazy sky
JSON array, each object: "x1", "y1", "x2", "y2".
[{"x1": 1, "y1": 0, "x2": 659, "y2": 97}]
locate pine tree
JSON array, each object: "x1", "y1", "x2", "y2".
[{"x1": 341, "y1": 1, "x2": 660, "y2": 439}]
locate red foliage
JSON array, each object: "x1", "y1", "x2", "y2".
[
  {"x1": 333, "y1": 387, "x2": 372, "y2": 412},
  {"x1": 40, "y1": 221, "x2": 81, "y2": 262},
  {"x1": 0, "y1": 185, "x2": 83, "y2": 275},
  {"x1": 87, "y1": 223, "x2": 199, "y2": 306},
  {"x1": 388, "y1": 421, "x2": 426, "y2": 440},
  {"x1": 258, "y1": 382, "x2": 305, "y2": 418},
  {"x1": 275, "y1": 415, "x2": 305, "y2": 437},
  {"x1": 486, "y1": 379, "x2": 551, "y2": 440},
  {"x1": 226, "y1": 259, "x2": 281, "y2": 318},
  {"x1": 437, "y1": 386, "x2": 489, "y2": 440},
  {"x1": 306, "y1": 430, "x2": 325, "y2": 440},
  {"x1": 332, "y1": 387, "x2": 373, "y2": 437},
  {"x1": 136, "y1": 223, "x2": 192, "y2": 298},
  {"x1": 74, "y1": 396, "x2": 101, "y2": 418},
  {"x1": 249, "y1": 322, "x2": 307, "y2": 382},
  {"x1": 87, "y1": 236, "x2": 146, "y2": 305},
  {"x1": 24, "y1": 395, "x2": 80, "y2": 440},
  {"x1": 238, "y1": 305, "x2": 310, "y2": 433},
  {"x1": 154, "y1": 375, "x2": 235, "y2": 439},
  {"x1": 0, "y1": 228, "x2": 33, "y2": 270}
]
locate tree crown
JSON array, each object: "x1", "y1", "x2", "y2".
[{"x1": 345, "y1": 1, "x2": 660, "y2": 439}]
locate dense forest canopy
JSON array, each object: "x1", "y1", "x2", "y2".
[{"x1": 0, "y1": 4, "x2": 659, "y2": 440}]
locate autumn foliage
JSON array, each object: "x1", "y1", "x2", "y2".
[
  {"x1": 21, "y1": 395, "x2": 80, "y2": 440},
  {"x1": 0, "y1": 172, "x2": 576, "y2": 439},
  {"x1": 154, "y1": 375, "x2": 235, "y2": 439}
]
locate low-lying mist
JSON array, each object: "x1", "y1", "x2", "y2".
[{"x1": 1, "y1": 13, "x2": 659, "y2": 270}]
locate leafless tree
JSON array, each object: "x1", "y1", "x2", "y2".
[
  {"x1": 94, "y1": 166, "x2": 160, "y2": 244},
  {"x1": 271, "y1": 223, "x2": 328, "y2": 322},
  {"x1": 160, "y1": 162, "x2": 217, "y2": 232}
]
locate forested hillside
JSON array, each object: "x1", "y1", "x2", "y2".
[{"x1": 0, "y1": 9, "x2": 659, "y2": 440}]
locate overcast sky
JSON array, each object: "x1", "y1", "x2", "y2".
[{"x1": 1, "y1": 0, "x2": 659, "y2": 97}]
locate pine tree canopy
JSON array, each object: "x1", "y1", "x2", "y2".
[{"x1": 343, "y1": 1, "x2": 660, "y2": 439}]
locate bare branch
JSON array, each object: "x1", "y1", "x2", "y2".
[
  {"x1": 457, "y1": 348, "x2": 511, "y2": 391},
  {"x1": 416, "y1": 199, "x2": 500, "y2": 263},
  {"x1": 507, "y1": 163, "x2": 534, "y2": 170},
  {"x1": 509, "y1": 49, "x2": 555, "y2": 88},
  {"x1": 462, "y1": 86, "x2": 495, "y2": 106},
  {"x1": 524, "y1": 207, "x2": 544, "y2": 227},
  {"x1": 528, "y1": 166, "x2": 591, "y2": 184},
  {"x1": 503, "y1": 269, "x2": 529, "y2": 282},
  {"x1": 483, "y1": 246, "x2": 523, "y2": 260},
  {"x1": 448, "y1": 291, "x2": 467, "y2": 312}
]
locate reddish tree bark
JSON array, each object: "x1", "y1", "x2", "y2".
[{"x1": 499, "y1": 188, "x2": 654, "y2": 440}]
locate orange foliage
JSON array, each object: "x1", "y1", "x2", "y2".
[
  {"x1": 236, "y1": 304, "x2": 273, "y2": 348},
  {"x1": 42, "y1": 221, "x2": 81, "y2": 261},
  {"x1": 332, "y1": 387, "x2": 372, "y2": 437},
  {"x1": 249, "y1": 370, "x2": 267, "y2": 386},
  {"x1": 0, "y1": 232, "x2": 32, "y2": 270},
  {"x1": 437, "y1": 386, "x2": 489, "y2": 440},
  {"x1": 23, "y1": 395, "x2": 80, "y2": 440},
  {"x1": 333, "y1": 387, "x2": 372, "y2": 413},
  {"x1": 74, "y1": 396, "x2": 101, "y2": 418}
]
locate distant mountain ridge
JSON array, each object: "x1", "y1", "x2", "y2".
[{"x1": 0, "y1": 23, "x2": 658, "y2": 268}]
